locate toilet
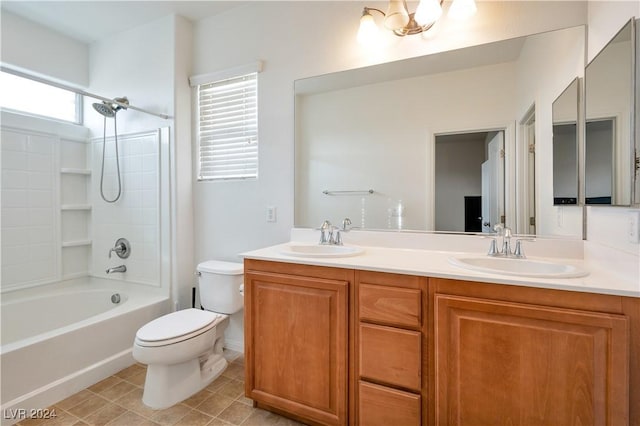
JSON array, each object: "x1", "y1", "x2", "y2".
[{"x1": 132, "y1": 260, "x2": 244, "y2": 409}]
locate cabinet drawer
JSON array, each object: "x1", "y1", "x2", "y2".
[
  {"x1": 359, "y1": 381, "x2": 421, "y2": 426},
  {"x1": 359, "y1": 323, "x2": 421, "y2": 391},
  {"x1": 360, "y1": 284, "x2": 421, "y2": 329}
]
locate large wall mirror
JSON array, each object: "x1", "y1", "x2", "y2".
[
  {"x1": 553, "y1": 78, "x2": 579, "y2": 206},
  {"x1": 585, "y1": 18, "x2": 636, "y2": 206},
  {"x1": 295, "y1": 25, "x2": 586, "y2": 237}
]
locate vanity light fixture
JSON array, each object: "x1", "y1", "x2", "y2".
[{"x1": 357, "y1": 0, "x2": 477, "y2": 44}]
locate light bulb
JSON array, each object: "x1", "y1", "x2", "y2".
[
  {"x1": 415, "y1": 0, "x2": 442, "y2": 26},
  {"x1": 384, "y1": 0, "x2": 410, "y2": 31},
  {"x1": 357, "y1": 11, "x2": 380, "y2": 46},
  {"x1": 448, "y1": 0, "x2": 477, "y2": 20}
]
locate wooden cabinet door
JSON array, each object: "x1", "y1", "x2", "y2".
[
  {"x1": 245, "y1": 270, "x2": 348, "y2": 425},
  {"x1": 434, "y1": 294, "x2": 629, "y2": 426}
]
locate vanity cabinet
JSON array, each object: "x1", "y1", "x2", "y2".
[
  {"x1": 244, "y1": 261, "x2": 639, "y2": 426},
  {"x1": 432, "y1": 278, "x2": 632, "y2": 426},
  {"x1": 244, "y1": 260, "x2": 353, "y2": 426},
  {"x1": 355, "y1": 271, "x2": 426, "y2": 426}
]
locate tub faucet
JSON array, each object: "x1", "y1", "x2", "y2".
[{"x1": 106, "y1": 265, "x2": 127, "y2": 274}]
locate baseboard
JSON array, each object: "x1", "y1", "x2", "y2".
[
  {"x1": 1, "y1": 350, "x2": 134, "y2": 426},
  {"x1": 223, "y1": 339, "x2": 244, "y2": 354}
]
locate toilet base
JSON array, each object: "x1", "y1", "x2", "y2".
[{"x1": 141, "y1": 352, "x2": 228, "y2": 409}]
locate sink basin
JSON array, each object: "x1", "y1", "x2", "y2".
[
  {"x1": 280, "y1": 244, "x2": 365, "y2": 258},
  {"x1": 449, "y1": 256, "x2": 589, "y2": 278}
]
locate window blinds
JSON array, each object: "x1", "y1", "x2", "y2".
[{"x1": 197, "y1": 73, "x2": 258, "y2": 180}]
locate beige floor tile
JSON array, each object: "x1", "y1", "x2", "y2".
[
  {"x1": 205, "y1": 376, "x2": 231, "y2": 393},
  {"x1": 183, "y1": 389, "x2": 214, "y2": 408},
  {"x1": 216, "y1": 380, "x2": 244, "y2": 400},
  {"x1": 216, "y1": 402, "x2": 253, "y2": 425},
  {"x1": 72, "y1": 421, "x2": 90, "y2": 426},
  {"x1": 88, "y1": 377, "x2": 123, "y2": 394},
  {"x1": 83, "y1": 403, "x2": 127, "y2": 426},
  {"x1": 20, "y1": 409, "x2": 81, "y2": 426},
  {"x1": 208, "y1": 419, "x2": 233, "y2": 426},
  {"x1": 239, "y1": 409, "x2": 281, "y2": 426},
  {"x1": 96, "y1": 380, "x2": 137, "y2": 401},
  {"x1": 125, "y1": 370, "x2": 147, "y2": 387},
  {"x1": 57, "y1": 390, "x2": 94, "y2": 410},
  {"x1": 221, "y1": 364, "x2": 244, "y2": 381},
  {"x1": 150, "y1": 404, "x2": 191, "y2": 426},
  {"x1": 105, "y1": 411, "x2": 159, "y2": 426},
  {"x1": 113, "y1": 388, "x2": 157, "y2": 418},
  {"x1": 231, "y1": 354, "x2": 244, "y2": 366},
  {"x1": 194, "y1": 394, "x2": 235, "y2": 417},
  {"x1": 114, "y1": 364, "x2": 145, "y2": 380},
  {"x1": 234, "y1": 395, "x2": 253, "y2": 407},
  {"x1": 172, "y1": 410, "x2": 214, "y2": 426},
  {"x1": 67, "y1": 394, "x2": 110, "y2": 419},
  {"x1": 240, "y1": 409, "x2": 306, "y2": 426}
]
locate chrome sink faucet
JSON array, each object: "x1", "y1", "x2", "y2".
[
  {"x1": 488, "y1": 224, "x2": 512, "y2": 256},
  {"x1": 319, "y1": 218, "x2": 352, "y2": 246},
  {"x1": 488, "y1": 224, "x2": 533, "y2": 258},
  {"x1": 319, "y1": 220, "x2": 334, "y2": 245}
]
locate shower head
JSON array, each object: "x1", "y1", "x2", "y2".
[
  {"x1": 93, "y1": 102, "x2": 116, "y2": 117},
  {"x1": 92, "y1": 97, "x2": 129, "y2": 118}
]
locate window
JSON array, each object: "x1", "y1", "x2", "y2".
[
  {"x1": 196, "y1": 71, "x2": 258, "y2": 181},
  {"x1": 0, "y1": 71, "x2": 81, "y2": 124}
]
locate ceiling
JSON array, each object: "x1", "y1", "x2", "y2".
[{"x1": 1, "y1": 1, "x2": 246, "y2": 44}]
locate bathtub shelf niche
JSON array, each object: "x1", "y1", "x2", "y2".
[{"x1": 59, "y1": 139, "x2": 92, "y2": 281}]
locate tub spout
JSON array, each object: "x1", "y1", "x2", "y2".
[{"x1": 106, "y1": 265, "x2": 127, "y2": 274}]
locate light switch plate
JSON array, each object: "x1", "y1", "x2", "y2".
[
  {"x1": 629, "y1": 211, "x2": 640, "y2": 244},
  {"x1": 266, "y1": 206, "x2": 277, "y2": 223}
]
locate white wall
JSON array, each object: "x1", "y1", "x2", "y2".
[{"x1": 0, "y1": 11, "x2": 89, "y2": 87}]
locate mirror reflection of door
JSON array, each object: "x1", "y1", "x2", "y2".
[
  {"x1": 585, "y1": 119, "x2": 615, "y2": 204},
  {"x1": 435, "y1": 131, "x2": 504, "y2": 233}
]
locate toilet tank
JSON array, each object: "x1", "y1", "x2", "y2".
[{"x1": 197, "y1": 260, "x2": 244, "y2": 314}]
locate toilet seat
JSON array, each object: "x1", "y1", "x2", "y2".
[{"x1": 135, "y1": 308, "x2": 227, "y2": 347}]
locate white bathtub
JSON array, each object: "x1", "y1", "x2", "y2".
[{"x1": 0, "y1": 277, "x2": 169, "y2": 425}]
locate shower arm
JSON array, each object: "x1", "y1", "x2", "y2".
[{"x1": 1, "y1": 65, "x2": 170, "y2": 120}]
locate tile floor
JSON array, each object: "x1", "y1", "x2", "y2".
[{"x1": 17, "y1": 350, "x2": 305, "y2": 426}]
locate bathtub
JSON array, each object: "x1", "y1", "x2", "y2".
[{"x1": 0, "y1": 277, "x2": 169, "y2": 425}]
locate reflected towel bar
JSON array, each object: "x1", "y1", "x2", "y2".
[{"x1": 322, "y1": 189, "x2": 374, "y2": 195}]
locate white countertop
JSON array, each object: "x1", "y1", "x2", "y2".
[{"x1": 241, "y1": 231, "x2": 640, "y2": 298}]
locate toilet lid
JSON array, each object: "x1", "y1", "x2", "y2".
[
  {"x1": 136, "y1": 308, "x2": 219, "y2": 342},
  {"x1": 197, "y1": 260, "x2": 243, "y2": 275}
]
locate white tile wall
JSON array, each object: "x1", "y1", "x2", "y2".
[
  {"x1": 91, "y1": 131, "x2": 160, "y2": 286},
  {"x1": 1, "y1": 129, "x2": 59, "y2": 288}
]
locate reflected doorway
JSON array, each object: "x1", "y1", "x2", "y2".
[
  {"x1": 434, "y1": 131, "x2": 505, "y2": 233},
  {"x1": 585, "y1": 119, "x2": 614, "y2": 204}
]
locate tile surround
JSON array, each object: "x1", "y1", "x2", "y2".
[
  {"x1": 16, "y1": 351, "x2": 305, "y2": 426},
  {"x1": 1, "y1": 129, "x2": 58, "y2": 287}
]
